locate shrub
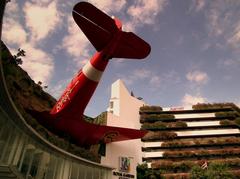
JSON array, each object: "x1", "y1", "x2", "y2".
[
  {"x1": 141, "y1": 121, "x2": 167, "y2": 130},
  {"x1": 234, "y1": 118, "x2": 240, "y2": 126},
  {"x1": 163, "y1": 148, "x2": 240, "y2": 158},
  {"x1": 137, "y1": 163, "x2": 162, "y2": 179},
  {"x1": 140, "y1": 114, "x2": 175, "y2": 123},
  {"x1": 215, "y1": 111, "x2": 239, "y2": 118},
  {"x1": 140, "y1": 105, "x2": 163, "y2": 112},
  {"x1": 153, "y1": 158, "x2": 240, "y2": 174},
  {"x1": 205, "y1": 163, "x2": 233, "y2": 179},
  {"x1": 190, "y1": 165, "x2": 207, "y2": 179},
  {"x1": 162, "y1": 137, "x2": 240, "y2": 148},
  {"x1": 175, "y1": 121, "x2": 187, "y2": 128},
  {"x1": 142, "y1": 131, "x2": 177, "y2": 141},
  {"x1": 220, "y1": 119, "x2": 234, "y2": 126},
  {"x1": 192, "y1": 103, "x2": 238, "y2": 110},
  {"x1": 141, "y1": 121, "x2": 187, "y2": 130}
]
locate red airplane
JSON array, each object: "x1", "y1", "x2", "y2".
[{"x1": 30, "y1": 1, "x2": 151, "y2": 146}]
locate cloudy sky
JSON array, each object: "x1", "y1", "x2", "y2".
[{"x1": 2, "y1": 0, "x2": 240, "y2": 117}]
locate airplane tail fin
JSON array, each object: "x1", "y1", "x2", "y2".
[
  {"x1": 72, "y1": 2, "x2": 151, "y2": 59},
  {"x1": 72, "y1": 2, "x2": 118, "y2": 52}
]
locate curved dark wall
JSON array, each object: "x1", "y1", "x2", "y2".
[{"x1": 0, "y1": 1, "x2": 112, "y2": 178}]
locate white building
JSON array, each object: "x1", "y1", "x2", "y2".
[
  {"x1": 101, "y1": 80, "x2": 240, "y2": 178},
  {"x1": 101, "y1": 79, "x2": 145, "y2": 179}
]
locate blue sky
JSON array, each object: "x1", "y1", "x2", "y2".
[{"x1": 2, "y1": 0, "x2": 240, "y2": 117}]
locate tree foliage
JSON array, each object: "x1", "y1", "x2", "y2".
[
  {"x1": 137, "y1": 163, "x2": 162, "y2": 179},
  {"x1": 190, "y1": 163, "x2": 233, "y2": 179},
  {"x1": 13, "y1": 48, "x2": 25, "y2": 65},
  {"x1": 190, "y1": 165, "x2": 207, "y2": 179}
]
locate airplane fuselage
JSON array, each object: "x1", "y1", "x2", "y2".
[{"x1": 30, "y1": 1, "x2": 150, "y2": 146}]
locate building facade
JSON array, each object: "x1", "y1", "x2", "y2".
[
  {"x1": 102, "y1": 80, "x2": 240, "y2": 178},
  {"x1": 141, "y1": 104, "x2": 240, "y2": 178}
]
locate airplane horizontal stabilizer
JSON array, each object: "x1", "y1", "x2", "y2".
[{"x1": 113, "y1": 32, "x2": 151, "y2": 59}]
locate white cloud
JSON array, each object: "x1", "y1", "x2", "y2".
[
  {"x1": 223, "y1": 58, "x2": 240, "y2": 66},
  {"x1": 2, "y1": 1, "x2": 55, "y2": 86},
  {"x1": 119, "y1": 69, "x2": 181, "y2": 92},
  {"x1": 48, "y1": 78, "x2": 70, "y2": 99},
  {"x1": 30, "y1": 0, "x2": 54, "y2": 5},
  {"x1": 149, "y1": 76, "x2": 161, "y2": 87},
  {"x1": 189, "y1": 0, "x2": 206, "y2": 12},
  {"x1": 126, "y1": 0, "x2": 167, "y2": 31},
  {"x1": 61, "y1": 17, "x2": 91, "y2": 68},
  {"x1": 87, "y1": 0, "x2": 127, "y2": 13},
  {"x1": 4, "y1": 0, "x2": 19, "y2": 18},
  {"x1": 205, "y1": 1, "x2": 240, "y2": 52},
  {"x1": 201, "y1": 42, "x2": 211, "y2": 51},
  {"x1": 186, "y1": 70, "x2": 208, "y2": 84},
  {"x1": 132, "y1": 69, "x2": 151, "y2": 79},
  {"x1": 3, "y1": 18, "x2": 27, "y2": 46},
  {"x1": 207, "y1": 8, "x2": 223, "y2": 36},
  {"x1": 20, "y1": 43, "x2": 54, "y2": 85},
  {"x1": 3, "y1": 0, "x2": 27, "y2": 46},
  {"x1": 23, "y1": 1, "x2": 61, "y2": 43},
  {"x1": 118, "y1": 69, "x2": 152, "y2": 85},
  {"x1": 228, "y1": 23, "x2": 240, "y2": 49},
  {"x1": 181, "y1": 93, "x2": 207, "y2": 106}
]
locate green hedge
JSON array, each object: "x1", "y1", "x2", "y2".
[
  {"x1": 142, "y1": 131, "x2": 177, "y2": 141},
  {"x1": 161, "y1": 137, "x2": 240, "y2": 148},
  {"x1": 140, "y1": 105, "x2": 163, "y2": 112},
  {"x1": 152, "y1": 160, "x2": 194, "y2": 172},
  {"x1": 235, "y1": 118, "x2": 240, "y2": 126},
  {"x1": 215, "y1": 111, "x2": 239, "y2": 118},
  {"x1": 141, "y1": 121, "x2": 167, "y2": 130},
  {"x1": 152, "y1": 158, "x2": 240, "y2": 171},
  {"x1": 220, "y1": 119, "x2": 235, "y2": 126},
  {"x1": 141, "y1": 121, "x2": 187, "y2": 130},
  {"x1": 140, "y1": 114, "x2": 175, "y2": 123},
  {"x1": 192, "y1": 103, "x2": 239, "y2": 110},
  {"x1": 220, "y1": 118, "x2": 240, "y2": 127},
  {"x1": 163, "y1": 148, "x2": 240, "y2": 158}
]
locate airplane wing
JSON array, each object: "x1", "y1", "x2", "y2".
[
  {"x1": 72, "y1": 1, "x2": 118, "y2": 51},
  {"x1": 28, "y1": 109, "x2": 147, "y2": 146},
  {"x1": 75, "y1": 121, "x2": 148, "y2": 145}
]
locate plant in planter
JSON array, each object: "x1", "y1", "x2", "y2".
[
  {"x1": 141, "y1": 121, "x2": 167, "y2": 130},
  {"x1": 142, "y1": 131, "x2": 177, "y2": 141},
  {"x1": 220, "y1": 119, "x2": 235, "y2": 126},
  {"x1": 215, "y1": 111, "x2": 239, "y2": 118},
  {"x1": 140, "y1": 105, "x2": 163, "y2": 112},
  {"x1": 174, "y1": 121, "x2": 187, "y2": 128},
  {"x1": 140, "y1": 114, "x2": 175, "y2": 123}
]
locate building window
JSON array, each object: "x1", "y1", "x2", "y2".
[{"x1": 110, "y1": 101, "x2": 114, "y2": 109}]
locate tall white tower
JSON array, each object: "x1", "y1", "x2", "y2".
[{"x1": 101, "y1": 79, "x2": 145, "y2": 179}]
